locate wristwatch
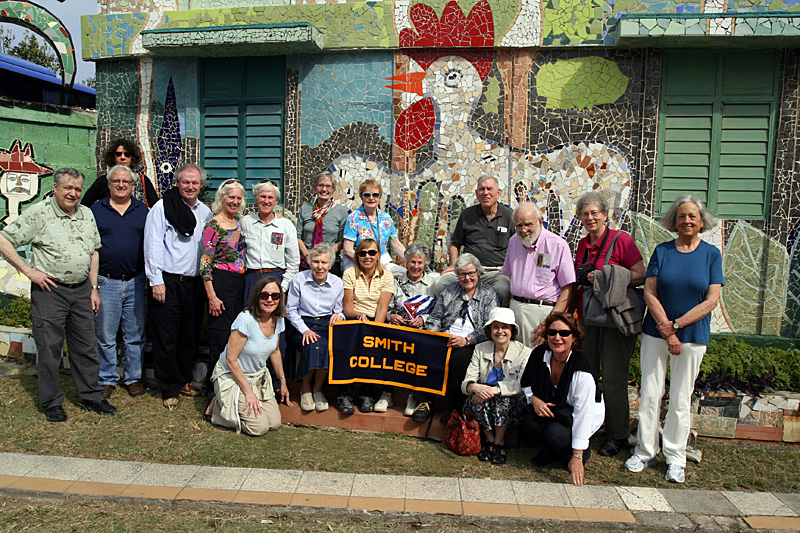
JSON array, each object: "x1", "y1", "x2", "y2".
[{"x1": 672, "y1": 321, "x2": 681, "y2": 330}]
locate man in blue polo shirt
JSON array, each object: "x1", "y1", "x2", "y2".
[{"x1": 90, "y1": 165, "x2": 150, "y2": 399}]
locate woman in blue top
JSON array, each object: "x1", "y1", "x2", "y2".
[
  {"x1": 342, "y1": 178, "x2": 406, "y2": 274},
  {"x1": 208, "y1": 276, "x2": 293, "y2": 435},
  {"x1": 624, "y1": 196, "x2": 723, "y2": 483}
]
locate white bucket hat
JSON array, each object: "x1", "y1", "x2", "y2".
[{"x1": 483, "y1": 307, "x2": 516, "y2": 329}]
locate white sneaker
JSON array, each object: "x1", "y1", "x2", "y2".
[
  {"x1": 665, "y1": 464, "x2": 685, "y2": 483},
  {"x1": 404, "y1": 393, "x2": 417, "y2": 416},
  {"x1": 374, "y1": 391, "x2": 394, "y2": 412},
  {"x1": 313, "y1": 391, "x2": 328, "y2": 412},
  {"x1": 300, "y1": 392, "x2": 314, "y2": 411},
  {"x1": 624, "y1": 454, "x2": 658, "y2": 473}
]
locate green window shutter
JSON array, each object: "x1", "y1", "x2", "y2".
[
  {"x1": 200, "y1": 58, "x2": 286, "y2": 202},
  {"x1": 657, "y1": 51, "x2": 778, "y2": 219}
]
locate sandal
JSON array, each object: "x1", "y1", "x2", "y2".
[
  {"x1": 492, "y1": 444, "x2": 507, "y2": 465},
  {"x1": 204, "y1": 396, "x2": 215, "y2": 422},
  {"x1": 478, "y1": 442, "x2": 495, "y2": 462}
]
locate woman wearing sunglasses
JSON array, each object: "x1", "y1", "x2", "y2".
[
  {"x1": 520, "y1": 313, "x2": 604, "y2": 486},
  {"x1": 81, "y1": 138, "x2": 159, "y2": 208},
  {"x1": 425, "y1": 253, "x2": 499, "y2": 423},
  {"x1": 207, "y1": 276, "x2": 292, "y2": 435},
  {"x1": 342, "y1": 179, "x2": 406, "y2": 275},
  {"x1": 339, "y1": 238, "x2": 395, "y2": 413}
]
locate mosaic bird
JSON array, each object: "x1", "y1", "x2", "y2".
[{"x1": 330, "y1": 1, "x2": 631, "y2": 264}]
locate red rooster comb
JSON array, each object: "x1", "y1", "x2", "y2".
[{"x1": 399, "y1": 0, "x2": 495, "y2": 81}]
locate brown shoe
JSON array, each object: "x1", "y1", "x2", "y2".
[
  {"x1": 102, "y1": 385, "x2": 115, "y2": 398},
  {"x1": 180, "y1": 383, "x2": 198, "y2": 397},
  {"x1": 127, "y1": 382, "x2": 145, "y2": 397},
  {"x1": 163, "y1": 397, "x2": 179, "y2": 410}
]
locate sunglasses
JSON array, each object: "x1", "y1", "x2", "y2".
[
  {"x1": 362, "y1": 192, "x2": 380, "y2": 199},
  {"x1": 115, "y1": 151, "x2": 131, "y2": 157},
  {"x1": 546, "y1": 328, "x2": 573, "y2": 337},
  {"x1": 357, "y1": 249, "x2": 379, "y2": 257},
  {"x1": 259, "y1": 292, "x2": 281, "y2": 301}
]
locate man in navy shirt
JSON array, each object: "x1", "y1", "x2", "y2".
[{"x1": 90, "y1": 165, "x2": 149, "y2": 398}]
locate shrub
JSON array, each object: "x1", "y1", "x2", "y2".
[{"x1": 0, "y1": 296, "x2": 31, "y2": 328}]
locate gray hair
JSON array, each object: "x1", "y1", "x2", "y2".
[
  {"x1": 454, "y1": 253, "x2": 484, "y2": 275},
  {"x1": 404, "y1": 242, "x2": 430, "y2": 264},
  {"x1": 107, "y1": 165, "x2": 135, "y2": 184},
  {"x1": 175, "y1": 163, "x2": 206, "y2": 185},
  {"x1": 575, "y1": 191, "x2": 609, "y2": 216},
  {"x1": 513, "y1": 201, "x2": 542, "y2": 221},
  {"x1": 476, "y1": 176, "x2": 499, "y2": 189},
  {"x1": 309, "y1": 243, "x2": 334, "y2": 264},
  {"x1": 660, "y1": 195, "x2": 716, "y2": 233},
  {"x1": 211, "y1": 179, "x2": 246, "y2": 217},
  {"x1": 53, "y1": 167, "x2": 84, "y2": 186},
  {"x1": 253, "y1": 180, "x2": 281, "y2": 201},
  {"x1": 314, "y1": 171, "x2": 337, "y2": 190}
]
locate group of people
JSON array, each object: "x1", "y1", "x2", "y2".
[{"x1": 0, "y1": 140, "x2": 723, "y2": 486}]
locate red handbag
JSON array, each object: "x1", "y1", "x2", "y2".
[{"x1": 444, "y1": 410, "x2": 481, "y2": 456}]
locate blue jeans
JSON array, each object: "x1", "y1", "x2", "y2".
[{"x1": 95, "y1": 272, "x2": 147, "y2": 386}]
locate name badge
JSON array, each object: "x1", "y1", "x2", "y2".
[
  {"x1": 497, "y1": 226, "x2": 508, "y2": 233},
  {"x1": 536, "y1": 253, "x2": 552, "y2": 269},
  {"x1": 271, "y1": 232, "x2": 284, "y2": 246}
]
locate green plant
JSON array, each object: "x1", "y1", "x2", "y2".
[{"x1": 0, "y1": 296, "x2": 31, "y2": 328}]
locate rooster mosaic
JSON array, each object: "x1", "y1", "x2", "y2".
[{"x1": 330, "y1": 0, "x2": 631, "y2": 266}]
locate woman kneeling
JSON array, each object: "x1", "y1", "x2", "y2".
[
  {"x1": 209, "y1": 276, "x2": 293, "y2": 435},
  {"x1": 462, "y1": 307, "x2": 531, "y2": 465}
]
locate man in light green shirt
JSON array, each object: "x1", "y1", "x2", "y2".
[{"x1": 0, "y1": 168, "x2": 117, "y2": 422}]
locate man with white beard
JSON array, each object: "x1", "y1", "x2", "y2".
[{"x1": 501, "y1": 202, "x2": 575, "y2": 348}]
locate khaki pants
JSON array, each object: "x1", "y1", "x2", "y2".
[{"x1": 510, "y1": 299, "x2": 553, "y2": 348}]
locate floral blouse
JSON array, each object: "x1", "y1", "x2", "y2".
[
  {"x1": 200, "y1": 218, "x2": 247, "y2": 281},
  {"x1": 343, "y1": 206, "x2": 397, "y2": 255}
]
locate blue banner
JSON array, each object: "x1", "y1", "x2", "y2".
[{"x1": 328, "y1": 321, "x2": 452, "y2": 395}]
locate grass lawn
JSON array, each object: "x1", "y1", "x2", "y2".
[{"x1": 0, "y1": 365, "x2": 797, "y2": 494}]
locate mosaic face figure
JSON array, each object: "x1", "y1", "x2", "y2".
[{"x1": 0, "y1": 140, "x2": 52, "y2": 224}]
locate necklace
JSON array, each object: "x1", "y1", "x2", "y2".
[{"x1": 551, "y1": 353, "x2": 568, "y2": 364}]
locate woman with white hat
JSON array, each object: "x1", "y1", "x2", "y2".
[{"x1": 461, "y1": 307, "x2": 532, "y2": 465}]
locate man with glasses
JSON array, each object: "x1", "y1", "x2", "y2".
[
  {"x1": 435, "y1": 176, "x2": 513, "y2": 306},
  {"x1": 502, "y1": 202, "x2": 575, "y2": 348},
  {"x1": 90, "y1": 165, "x2": 149, "y2": 399},
  {"x1": 0, "y1": 168, "x2": 116, "y2": 422},
  {"x1": 145, "y1": 163, "x2": 212, "y2": 409}
]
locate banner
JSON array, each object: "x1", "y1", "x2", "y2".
[{"x1": 328, "y1": 321, "x2": 452, "y2": 395}]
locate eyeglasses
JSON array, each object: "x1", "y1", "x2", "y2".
[
  {"x1": 115, "y1": 151, "x2": 131, "y2": 157},
  {"x1": 362, "y1": 192, "x2": 380, "y2": 199},
  {"x1": 259, "y1": 292, "x2": 281, "y2": 301},
  {"x1": 109, "y1": 179, "x2": 132, "y2": 185},
  {"x1": 546, "y1": 328, "x2": 573, "y2": 337},
  {"x1": 580, "y1": 210, "x2": 603, "y2": 219},
  {"x1": 317, "y1": 183, "x2": 334, "y2": 190},
  {"x1": 457, "y1": 270, "x2": 478, "y2": 279},
  {"x1": 357, "y1": 249, "x2": 379, "y2": 257}
]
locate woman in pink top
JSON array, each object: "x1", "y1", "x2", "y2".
[{"x1": 573, "y1": 191, "x2": 644, "y2": 458}]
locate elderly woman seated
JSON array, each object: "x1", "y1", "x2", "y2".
[
  {"x1": 425, "y1": 253, "x2": 498, "y2": 423},
  {"x1": 462, "y1": 307, "x2": 531, "y2": 465},
  {"x1": 520, "y1": 313, "x2": 604, "y2": 486},
  {"x1": 387, "y1": 243, "x2": 439, "y2": 421},
  {"x1": 208, "y1": 277, "x2": 292, "y2": 436},
  {"x1": 285, "y1": 243, "x2": 344, "y2": 412}
]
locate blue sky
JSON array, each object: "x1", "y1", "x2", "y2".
[{"x1": 2, "y1": 0, "x2": 98, "y2": 82}]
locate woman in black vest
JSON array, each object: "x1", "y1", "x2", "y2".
[{"x1": 520, "y1": 313, "x2": 604, "y2": 486}]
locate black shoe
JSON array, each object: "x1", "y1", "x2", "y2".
[
  {"x1": 598, "y1": 438, "x2": 627, "y2": 457},
  {"x1": 45, "y1": 405, "x2": 67, "y2": 423},
  {"x1": 439, "y1": 411, "x2": 454, "y2": 425},
  {"x1": 531, "y1": 448, "x2": 558, "y2": 467},
  {"x1": 411, "y1": 402, "x2": 431, "y2": 422},
  {"x1": 337, "y1": 395, "x2": 354, "y2": 415},
  {"x1": 492, "y1": 444, "x2": 507, "y2": 466},
  {"x1": 80, "y1": 399, "x2": 117, "y2": 415},
  {"x1": 359, "y1": 396, "x2": 374, "y2": 413}
]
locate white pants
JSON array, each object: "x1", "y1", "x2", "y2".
[
  {"x1": 634, "y1": 334, "x2": 706, "y2": 467},
  {"x1": 509, "y1": 299, "x2": 552, "y2": 349},
  {"x1": 434, "y1": 268, "x2": 510, "y2": 306}
]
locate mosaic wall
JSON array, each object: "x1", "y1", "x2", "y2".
[{"x1": 75, "y1": 0, "x2": 800, "y2": 338}]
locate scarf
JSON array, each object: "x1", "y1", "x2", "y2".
[
  {"x1": 300, "y1": 197, "x2": 334, "y2": 270},
  {"x1": 163, "y1": 186, "x2": 197, "y2": 237}
]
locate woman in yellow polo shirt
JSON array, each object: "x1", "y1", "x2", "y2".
[{"x1": 340, "y1": 238, "x2": 394, "y2": 414}]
